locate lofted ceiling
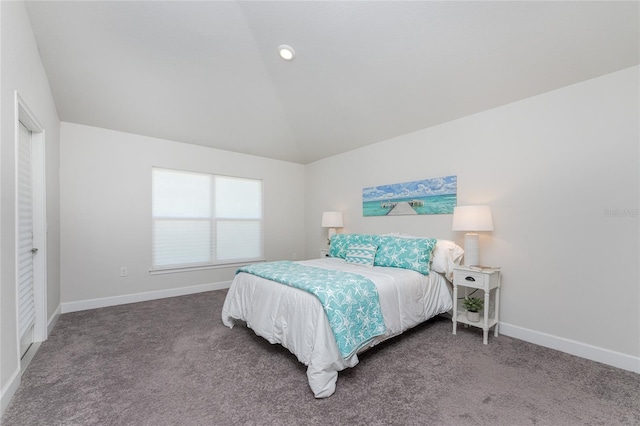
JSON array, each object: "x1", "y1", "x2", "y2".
[{"x1": 25, "y1": 1, "x2": 639, "y2": 164}]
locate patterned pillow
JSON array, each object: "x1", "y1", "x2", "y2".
[
  {"x1": 345, "y1": 244, "x2": 379, "y2": 267},
  {"x1": 374, "y1": 236, "x2": 437, "y2": 275},
  {"x1": 328, "y1": 234, "x2": 380, "y2": 259}
]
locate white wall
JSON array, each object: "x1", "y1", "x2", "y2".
[
  {"x1": 0, "y1": 0, "x2": 61, "y2": 415},
  {"x1": 60, "y1": 123, "x2": 305, "y2": 309},
  {"x1": 305, "y1": 66, "x2": 639, "y2": 370}
]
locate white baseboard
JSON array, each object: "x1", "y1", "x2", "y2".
[
  {"x1": 0, "y1": 368, "x2": 21, "y2": 418},
  {"x1": 47, "y1": 304, "x2": 61, "y2": 336},
  {"x1": 61, "y1": 281, "x2": 232, "y2": 314},
  {"x1": 500, "y1": 322, "x2": 640, "y2": 374}
]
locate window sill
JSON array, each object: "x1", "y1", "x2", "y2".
[{"x1": 149, "y1": 259, "x2": 266, "y2": 275}]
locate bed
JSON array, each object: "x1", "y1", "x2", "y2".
[{"x1": 221, "y1": 234, "x2": 463, "y2": 398}]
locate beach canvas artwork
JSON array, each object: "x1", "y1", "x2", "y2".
[{"x1": 362, "y1": 175, "x2": 457, "y2": 216}]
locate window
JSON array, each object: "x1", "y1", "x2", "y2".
[{"x1": 152, "y1": 168, "x2": 263, "y2": 270}]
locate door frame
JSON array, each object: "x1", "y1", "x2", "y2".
[{"x1": 14, "y1": 92, "x2": 47, "y2": 365}]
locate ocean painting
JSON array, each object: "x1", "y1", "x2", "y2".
[{"x1": 363, "y1": 175, "x2": 457, "y2": 216}]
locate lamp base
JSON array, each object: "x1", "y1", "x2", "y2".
[
  {"x1": 463, "y1": 233, "x2": 479, "y2": 266},
  {"x1": 327, "y1": 228, "x2": 337, "y2": 245}
]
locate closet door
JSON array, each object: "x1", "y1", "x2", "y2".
[{"x1": 17, "y1": 120, "x2": 35, "y2": 357}]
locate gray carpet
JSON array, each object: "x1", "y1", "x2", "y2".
[{"x1": 2, "y1": 290, "x2": 638, "y2": 425}]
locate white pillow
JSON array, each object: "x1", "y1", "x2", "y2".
[{"x1": 432, "y1": 239, "x2": 464, "y2": 281}]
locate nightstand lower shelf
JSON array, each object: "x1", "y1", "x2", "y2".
[{"x1": 454, "y1": 312, "x2": 499, "y2": 330}]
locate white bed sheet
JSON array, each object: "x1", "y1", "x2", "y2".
[{"x1": 221, "y1": 258, "x2": 453, "y2": 398}]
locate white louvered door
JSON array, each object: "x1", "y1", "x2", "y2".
[{"x1": 18, "y1": 121, "x2": 35, "y2": 357}]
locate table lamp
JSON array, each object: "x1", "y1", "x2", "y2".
[
  {"x1": 452, "y1": 205, "x2": 493, "y2": 266},
  {"x1": 321, "y1": 211, "x2": 343, "y2": 245}
]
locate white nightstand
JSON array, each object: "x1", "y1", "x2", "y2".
[
  {"x1": 452, "y1": 266, "x2": 502, "y2": 345},
  {"x1": 320, "y1": 249, "x2": 329, "y2": 258}
]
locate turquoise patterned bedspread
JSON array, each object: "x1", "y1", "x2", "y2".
[{"x1": 237, "y1": 261, "x2": 386, "y2": 358}]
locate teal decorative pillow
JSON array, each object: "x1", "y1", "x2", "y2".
[
  {"x1": 328, "y1": 234, "x2": 347, "y2": 258},
  {"x1": 345, "y1": 243, "x2": 378, "y2": 267},
  {"x1": 374, "y1": 236, "x2": 437, "y2": 274},
  {"x1": 329, "y1": 234, "x2": 380, "y2": 259}
]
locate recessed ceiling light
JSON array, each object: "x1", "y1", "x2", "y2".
[{"x1": 278, "y1": 45, "x2": 296, "y2": 61}]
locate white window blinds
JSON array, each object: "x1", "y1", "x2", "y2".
[{"x1": 152, "y1": 168, "x2": 263, "y2": 270}]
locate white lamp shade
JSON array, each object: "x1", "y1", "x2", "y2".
[
  {"x1": 321, "y1": 211, "x2": 343, "y2": 228},
  {"x1": 451, "y1": 206, "x2": 494, "y2": 232}
]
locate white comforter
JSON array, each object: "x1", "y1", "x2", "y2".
[{"x1": 221, "y1": 258, "x2": 453, "y2": 398}]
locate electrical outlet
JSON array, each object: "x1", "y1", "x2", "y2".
[
  {"x1": 120, "y1": 267, "x2": 128, "y2": 277},
  {"x1": 292, "y1": 252, "x2": 297, "y2": 260}
]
